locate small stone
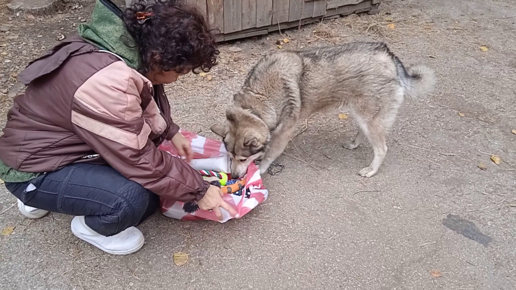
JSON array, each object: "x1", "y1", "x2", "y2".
[
  {"x1": 57, "y1": 33, "x2": 65, "y2": 41},
  {"x1": 0, "y1": 25, "x2": 10, "y2": 32},
  {"x1": 37, "y1": 35, "x2": 43, "y2": 38},
  {"x1": 228, "y1": 46, "x2": 242, "y2": 53},
  {"x1": 1, "y1": 89, "x2": 8, "y2": 94},
  {"x1": 4, "y1": 59, "x2": 11, "y2": 63}
]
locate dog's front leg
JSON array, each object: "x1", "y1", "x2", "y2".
[{"x1": 259, "y1": 124, "x2": 297, "y2": 174}]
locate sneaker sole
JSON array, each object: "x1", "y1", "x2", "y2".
[{"x1": 71, "y1": 220, "x2": 145, "y2": 255}]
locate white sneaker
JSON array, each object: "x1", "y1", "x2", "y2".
[
  {"x1": 70, "y1": 216, "x2": 144, "y2": 255},
  {"x1": 17, "y1": 199, "x2": 49, "y2": 219}
]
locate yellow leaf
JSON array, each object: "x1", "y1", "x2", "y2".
[
  {"x1": 338, "y1": 113, "x2": 349, "y2": 120},
  {"x1": 1, "y1": 226, "x2": 15, "y2": 236},
  {"x1": 173, "y1": 252, "x2": 189, "y2": 266},
  {"x1": 430, "y1": 269, "x2": 442, "y2": 278},
  {"x1": 277, "y1": 45, "x2": 283, "y2": 49},
  {"x1": 511, "y1": 129, "x2": 516, "y2": 135},
  {"x1": 387, "y1": 23, "x2": 395, "y2": 29},
  {"x1": 458, "y1": 112, "x2": 465, "y2": 117},
  {"x1": 477, "y1": 163, "x2": 487, "y2": 171},
  {"x1": 480, "y1": 46, "x2": 488, "y2": 52},
  {"x1": 490, "y1": 155, "x2": 501, "y2": 165},
  {"x1": 199, "y1": 72, "x2": 207, "y2": 77},
  {"x1": 283, "y1": 38, "x2": 290, "y2": 43},
  {"x1": 206, "y1": 75, "x2": 213, "y2": 81},
  {"x1": 0, "y1": 178, "x2": 4, "y2": 184}
]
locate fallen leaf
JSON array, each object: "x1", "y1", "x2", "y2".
[
  {"x1": 387, "y1": 23, "x2": 395, "y2": 29},
  {"x1": 206, "y1": 75, "x2": 213, "y2": 81},
  {"x1": 338, "y1": 113, "x2": 349, "y2": 120},
  {"x1": 173, "y1": 252, "x2": 188, "y2": 266},
  {"x1": 1, "y1": 226, "x2": 15, "y2": 236},
  {"x1": 511, "y1": 129, "x2": 516, "y2": 135},
  {"x1": 277, "y1": 45, "x2": 283, "y2": 49},
  {"x1": 283, "y1": 38, "x2": 290, "y2": 43},
  {"x1": 199, "y1": 72, "x2": 207, "y2": 77},
  {"x1": 480, "y1": 46, "x2": 488, "y2": 52},
  {"x1": 430, "y1": 269, "x2": 442, "y2": 278},
  {"x1": 458, "y1": 112, "x2": 465, "y2": 117},
  {"x1": 490, "y1": 155, "x2": 501, "y2": 165},
  {"x1": 0, "y1": 178, "x2": 4, "y2": 184},
  {"x1": 477, "y1": 163, "x2": 487, "y2": 171}
]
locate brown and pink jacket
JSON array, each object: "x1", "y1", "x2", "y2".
[{"x1": 0, "y1": 36, "x2": 210, "y2": 202}]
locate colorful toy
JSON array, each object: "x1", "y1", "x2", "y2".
[
  {"x1": 221, "y1": 178, "x2": 246, "y2": 194},
  {"x1": 199, "y1": 170, "x2": 228, "y2": 186}
]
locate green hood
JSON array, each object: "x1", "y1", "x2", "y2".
[{"x1": 77, "y1": 0, "x2": 139, "y2": 69}]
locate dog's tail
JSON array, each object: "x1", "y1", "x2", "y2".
[{"x1": 395, "y1": 59, "x2": 436, "y2": 99}]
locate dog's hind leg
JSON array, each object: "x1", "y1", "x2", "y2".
[
  {"x1": 343, "y1": 130, "x2": 365, "y2": 150},
  {"x1": 355, "y1": 90, "x2": 404, "y2": 177},
  {"x1": 355, "y1": 118, "x2": 388, "y2": 178}
]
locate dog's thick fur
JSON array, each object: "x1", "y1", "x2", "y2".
[{"x1": 211, "y1": 42, "x2": 436, "y2": 178}]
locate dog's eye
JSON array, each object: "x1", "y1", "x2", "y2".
[{"x1": 238, "y1": 157, "x2": 248, "y2": 162}]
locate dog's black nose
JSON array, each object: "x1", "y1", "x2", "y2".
[{"x1": 231, "y1": 173, "x2": 240, "y2": 179}]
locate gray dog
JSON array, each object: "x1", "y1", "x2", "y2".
[{"x1": 211, "y1": 42, "x2": 436, "y2": 178}]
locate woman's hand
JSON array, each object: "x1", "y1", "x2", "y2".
[
  {"x1": 198, "y1": 185, "x2": 238, "y2": 220},
  {"x1": 171, "y1": 133, "x2": 193, "y2": 163}
]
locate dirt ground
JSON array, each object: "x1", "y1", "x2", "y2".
[{"x1": 1, "y1": 0, "x2": 516, "y2": 289}]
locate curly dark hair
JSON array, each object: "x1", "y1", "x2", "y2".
[{"x1": 123, "y1": 0, "x2": 219, "y2": 75}]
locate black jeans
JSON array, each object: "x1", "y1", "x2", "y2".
[{"x1": 5, "y1": 163, "x2": 159, "y2": 236}]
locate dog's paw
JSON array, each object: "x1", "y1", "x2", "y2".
[
  {"x1": 342, "y1": 141, "x2": 360, "y2": 150},
  {"x1": 359, "y1": 167, "x2": 377, "y2": 178}
]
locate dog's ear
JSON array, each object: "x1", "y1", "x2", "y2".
[
  {"x1": 244, "y1": 132, "x2": 261, "y2": 148},
  {"x1": 210, "y1": 124, "x2": 227, "y2": 138},
  {"x1": 226, "y1": 109, "x2": 236, "y2": 123}
]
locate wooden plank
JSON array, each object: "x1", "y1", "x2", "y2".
[
  {"x1": 288, "y1": 0, "x2": 303, "y2": 22},
  {"x1": 272, "y1": 0, "x2": 290, "y2": 24},
  {"x1": 207, "y1": 0, "x2": 224, "y2": 33},
  {"x1": 301, "y1": 0, "x2": 315, "y2": 19},
  {"x1": 241, "y1": 0, "x2": 257, "y2": 30},
  {"x1": 185, "y1": 0, "x2": 207, "y2": 17},
  {"x1": 325, "y1": 0, "x2": 372, "y2": 17},
  {"x1": 224, "y1": 0, "x2": 242, "y2": 33},
  {"x1": 327, "y1": 0, "x2": 363, "y2": 10},
  {"x1": 196, "y1": 0, "x2": 207, "y2": 17},
  {"x1": 312, "y1": 0, "x2": 326, "y2": 17},
  {"x1": 256, "y1": 0, "x2": 273, "y2": 27},
  {"x1": 223, "y1": 29, "x2": 268, "y2": 41}
]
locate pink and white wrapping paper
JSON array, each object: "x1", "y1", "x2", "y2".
[{"x1": 158, "y1": 130, "x2": 268, "y2": 223}]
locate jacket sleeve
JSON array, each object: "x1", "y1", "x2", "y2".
[
  {"x1": 70, "y1": 61, "x2": 209, "y2": 201},
  {"x1": 166, "y1": 120, "x2": 180, "y2": 140}
]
